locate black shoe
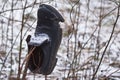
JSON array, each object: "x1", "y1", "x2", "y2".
[{"x1": 26, "y1": 4, "x2": 64, "y2": 75}]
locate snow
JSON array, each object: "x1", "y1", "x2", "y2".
[{"x1": 28, "y1": 33, "x2": 50, "y2": 46}]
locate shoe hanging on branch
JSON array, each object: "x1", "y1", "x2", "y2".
[{"x1": 26, "y1": 4, "x2": 64, "y2": 75}]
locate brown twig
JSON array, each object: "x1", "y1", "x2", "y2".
[
  {"x1": 91, "y1": 3, "x2": 120, "y2": 80},
  {"x1": 45, "y1": 75, "x2": 47, "y2": 80},
  {"x1": 17, "y1": 0, "x2": 27, "y2": 79},
  {"x1": 22, "y1": 47, "x2": 36, "y2": 80}
]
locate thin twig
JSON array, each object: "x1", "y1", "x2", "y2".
[
  {"x1": 45, "y1": 75, "x2": 47, "y2": 80},
  {"x1": 17, "y1": 0, "x2": 27, "y2": 79},
  {"x1": 107, "y1": 68, "x2": 120, "y2": 77},
  {"x1": 91, "y1": 3, "x2": 120, "y2": 80},
  {"x1": 21, "y1": 47, "x2": 36, "y2": 80}
]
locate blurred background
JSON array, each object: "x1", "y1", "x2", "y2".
[{"x1": 0, "y1": 0, "x2": 120, "y2": 80}]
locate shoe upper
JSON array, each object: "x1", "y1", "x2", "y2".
[{"x1": 26, "y1": 4, "x2": 64, "y2": 75}]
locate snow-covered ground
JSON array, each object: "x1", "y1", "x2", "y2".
[{"x1": 0, "y1": 0, "x2": 120, "y2": 80}]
